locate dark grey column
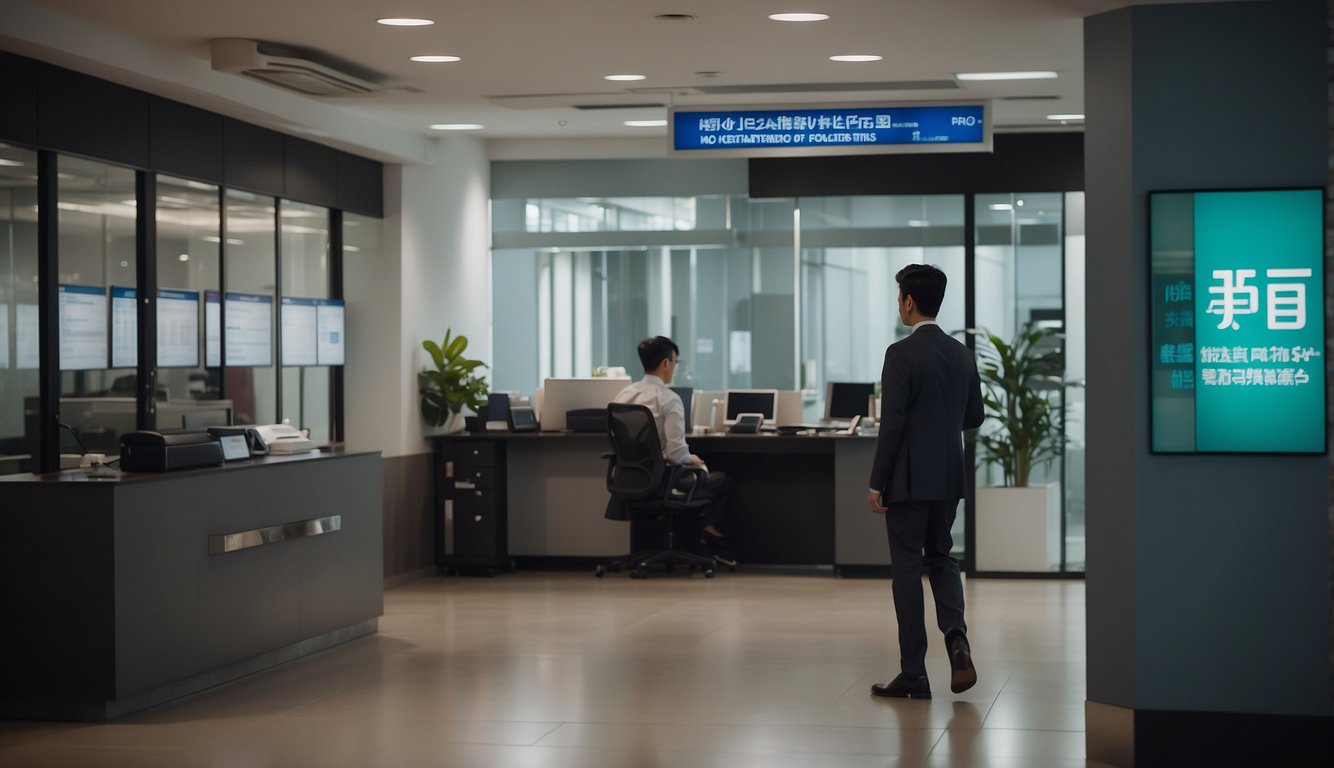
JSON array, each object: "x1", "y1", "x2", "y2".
[{"x1": 1084, "y1": 2, "x2": 1330, "y2": 766}]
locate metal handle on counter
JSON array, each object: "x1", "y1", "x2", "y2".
[{"x1": 208, "y1": 515, "x2": 342, "y2": 555}]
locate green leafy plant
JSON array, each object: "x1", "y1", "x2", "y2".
[
  {"x1": 966, "y1": 323, "x2": 1066, "y2": 487},
  {"x1": 419, "y1": 329, "x2": 488, "y2": 428}
]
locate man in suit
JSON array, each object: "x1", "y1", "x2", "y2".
[{"x1": 868, "y1": 264, "x2": 985, "y2": 699}]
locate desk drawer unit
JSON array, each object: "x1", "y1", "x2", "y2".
[{"x1": 435, "y1": 438, "x2": 509, "y2": 574}]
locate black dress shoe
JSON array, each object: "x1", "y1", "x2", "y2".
[
  {"x1": 948, "y1": 633, "x2": 977, "y2": 694},
  {"x1": 870, "y1": 674, "x2": 932, "y2": 699}
]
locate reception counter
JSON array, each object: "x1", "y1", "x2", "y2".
[
  {"x1": 433, "y1": 431, "x2": 893, "y2": 571},
  {"x1": 0, "y1": 449, "x2": 383, "y2": 720}
]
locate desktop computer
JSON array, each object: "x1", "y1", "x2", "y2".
[{"x1": 539, "y1": 377, "x2": 632, "y2": 431}]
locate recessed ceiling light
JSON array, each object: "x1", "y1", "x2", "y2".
[
  {"x1": 605, "y1": 74, "x2": 647, "y2": 81},
  {"x1": 1047, "y1": 113, "x2": 1085, "y2": 121},
  {"x1": 989, "y1": 203, "x2": 1014, "y2": 211},
  {"x1": 377, "y1": 18, "x2": 434, "y2": 26},
  {"x1": 178, "y1": 253, "x2": 190, "y2": 262},
  {"x1": 956, "y1": 71, "x2": 1058, "y2": 81},
  {"x1": 410, "y1": 55, "x2": 461, "y2": 63},
  {"x1": 624, "y1": 120, "x2": 667, "y2": 127},
  {"x1": 429, "y1": 123, "x2": 484, "y2": 131},
  {"x1": 830, "y1": 54, "x2": 882, "y2": 62},
  {"x1": 769, "y1": 13, "x2": 830, "y2": 22}
]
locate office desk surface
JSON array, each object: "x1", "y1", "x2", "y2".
[{"x1": 0, "y1": 447, "x2": 372, "y2": 485}]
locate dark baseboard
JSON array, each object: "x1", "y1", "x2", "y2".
[{"x1": 1135, "y1": 708, "x2": 1333, "y2": 767}]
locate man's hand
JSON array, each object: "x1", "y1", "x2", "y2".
[
  {"x1": 691, "y1": 454, "x2": 708, "y2": 472},
  {"x1": 868, "y1": 491, "x2": 887, "y2": 515}
]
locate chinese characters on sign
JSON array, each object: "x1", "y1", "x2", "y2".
[
  {"x1": 1149, "y1": 188, "x2": 1325, "y2": 453},
  {"x1": 671, "y1": 104, "x2": 987, "y2": 155}
]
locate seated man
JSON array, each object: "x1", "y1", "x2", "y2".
[{"x1": 613, "y1": 336, "x2": 735, "y2": 565}]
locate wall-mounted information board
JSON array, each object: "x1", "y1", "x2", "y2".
[{"x1": 1149, "y1": 188, "x2": 1325, "y2": 453}]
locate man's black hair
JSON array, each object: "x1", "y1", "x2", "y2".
[
  {"x1": 895, "y1": 264, "x2": 947, "y2": 318},
  {"x1": 637, "y1": 336, "x2": 679, "y2": 372}
]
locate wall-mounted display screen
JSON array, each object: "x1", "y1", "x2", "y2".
[
  {"x1": 224, "y1": 292, "x2": 272, "y2": 367},
  {"x1": 204, "y1": 291, "x2": 220, "y2": 368},
  {"x1": 110, "y1": 286, "x2": 137, "y2": 369},
  {"x1": 316, "y1": 299, "x2": 345, "y2": 366},
  {"x1": 157, "y1": 289, "x2": 199, "y2": 368},
  {"x1": 671, "y1": 102, "x2": 990, "y2": 157},
  {"x1": 1149, "y1": 188, "x2": 1325, "y2": 453},
  {"x1": 58, "y1": 284, "x2": 108, "y2": 371},
  {"x1": 280, "y1": 297, "x2": 318, "y2": 366},
  {"x1": 15, "y1": 303, "x2": 38, "y2": 369}
]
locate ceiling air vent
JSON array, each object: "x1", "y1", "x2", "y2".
[{"x1": 211, "y1": 38, "x2": 380, "y2": 97}]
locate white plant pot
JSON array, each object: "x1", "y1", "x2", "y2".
[{"x1": 975, "y1": 483, "x2": 1061, "y2": 572}]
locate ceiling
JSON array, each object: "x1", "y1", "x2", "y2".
[{"x1": 1, "y1": 0, "x2": 1192, "y2": 162}]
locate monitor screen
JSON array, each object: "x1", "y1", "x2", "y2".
[
  {"x1": 725, "y1": 389, "x2": 778, "y2": 421},
  {"x1": 669, "y1": 386, "x2": 693, "y2": 428},
  {"x1": 826, "y1": 382, "x2": 875, "y2": 420}
]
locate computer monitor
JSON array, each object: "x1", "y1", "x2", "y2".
[
  {"x1": 539, "y1": 377, "x2": 632, "y2": 431},
  {"x1": 691, "y1": 390, "x2": 724, "y2": 427},
  {"x1": 669, "y1": 386, "x2": 693, "y2": 428},
  {"x1": 724, "y1": 389, "x2": 778, "y2": 425},
  {"x1": 825, "y1": 382, "x2": 876, "y2": 421},
  {"x1": 182, "y1": 408, "x2": 232, "y2": 430}
]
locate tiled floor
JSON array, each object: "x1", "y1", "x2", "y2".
[{"x1": 0, "y1": 571, "x2": 1108, "y2": 767}]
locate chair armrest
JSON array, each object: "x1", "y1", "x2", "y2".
[{"x1": 663, "y1": 464, "x2": 708, "y2": 504}]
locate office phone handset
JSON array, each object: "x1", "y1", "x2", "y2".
[{"x1": 249, "y1": 424, "x2": 317, "y2": 455}]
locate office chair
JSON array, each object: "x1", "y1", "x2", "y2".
[{"x1": 597, "y1": 402, "x2": 718, "y2": 579}]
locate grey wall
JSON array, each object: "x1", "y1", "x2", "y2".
[{"x1": 1085, "y1": 0, "x2": 1329, "y2": 717}]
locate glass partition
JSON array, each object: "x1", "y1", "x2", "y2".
[
  {"x1": 155, "y1": 175, "x2": 227, "y2": 428},
  {"x1": 56, "y1": 156, "x2": 137, "y2": 454},
  {"x1": 0, "y1": 144, "x2": 40, "y2": 472},
  {"x1": 223, "y1": 189, "x2": 277, "y2": 426},
  {"x1": 279, "y1": 199, "x2": 331, "y2": 444}
]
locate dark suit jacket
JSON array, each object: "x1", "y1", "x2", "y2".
[{"x1": 869, "y1": 323, "x2": 985, "y2": 504}]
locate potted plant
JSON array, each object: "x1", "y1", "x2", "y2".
[
  {"x1": 419, "y1": 329, "x2": 488, "y2": 433},
  {"x1": 966, "y1": 322, "x2": 1067, "y2": 571}
]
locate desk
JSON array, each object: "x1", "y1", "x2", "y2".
[
  {"x1": 0, "y1": 449, "x2": 383, "y2": 720},
  {"x1": 432, "y1": 432, "x2": 893, "y2": 569}
]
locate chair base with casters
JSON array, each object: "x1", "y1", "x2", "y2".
[{"x1": 595, "y1": 509, "x2": 717, "y2": 579}]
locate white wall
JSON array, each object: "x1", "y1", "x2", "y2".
[{"x1": 345, "y1": 135, "x2": 491, "y2": 459}]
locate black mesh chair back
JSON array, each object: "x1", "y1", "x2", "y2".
[
  {"x1": 599, "y1": 401, "x2": 717, "y2": 578},
  {"x1": 606, "y1": 403, "x2": 665, "y2": 501}
]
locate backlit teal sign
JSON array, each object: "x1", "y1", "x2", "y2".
[{"x1": 1150, "y1": 188, "x2": 1325, "y2": 453}]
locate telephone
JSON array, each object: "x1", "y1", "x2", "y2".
[{"x1": 249, "y1": 423, "x2": 316, "y2": 455}]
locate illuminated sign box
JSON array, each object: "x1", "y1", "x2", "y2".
[
  {"x1": 670, "y1": 102, "x2": 990, "y2": 157},
  {"x1": 1149, "y1": 188, "x2": 1325, "y2": 454}
]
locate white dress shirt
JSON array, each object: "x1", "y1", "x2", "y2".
[{"x1": 612, "y1": 374, "x2": 693, "y2": 466}]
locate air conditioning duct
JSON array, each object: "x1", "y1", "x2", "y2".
[{"x1": 211, "y1": 38, "x2": 380, "y2": 97}]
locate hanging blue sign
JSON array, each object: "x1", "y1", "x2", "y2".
[{"x1": 670, "y1": 102, "x2": 989, "y2": 156}]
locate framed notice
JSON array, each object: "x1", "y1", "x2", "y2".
[
  {"x1": 16, "y1": 303, "x2": 39, "y2": 369},
  {"x1": 58, "y1": 284, "x2": 108, "y2": 371},
  {"x1": 1149, "y1": 188, "x2": 1325, "y2": 453},
  {"x1": 224, "y1": 292, "x2": 272, "y2": 367}
]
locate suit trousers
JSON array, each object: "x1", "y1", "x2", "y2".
[{"x1": 884, "y1": 498, "x2": 967, "y2": 678}]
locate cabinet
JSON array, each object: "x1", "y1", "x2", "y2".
[{"x1": 434, "y1": 438, "x2": 509, "y2": 574}]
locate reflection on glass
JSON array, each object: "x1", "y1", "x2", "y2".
[
  {"x1": 972, "y1": 191, "x2": 1075, "y2": 571},
  {"x1": 57, "y1": 155, "x2": 137, "y2": 454},
  {"x1": 0, "y1": 143, "x2": 40, "y2": 472},
  {"x1": 224, "y1": 189, "x2": 277, "y2": 426},
  {"x1": 279, "y1": 200, "x2": 331, "y2": 445}
]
